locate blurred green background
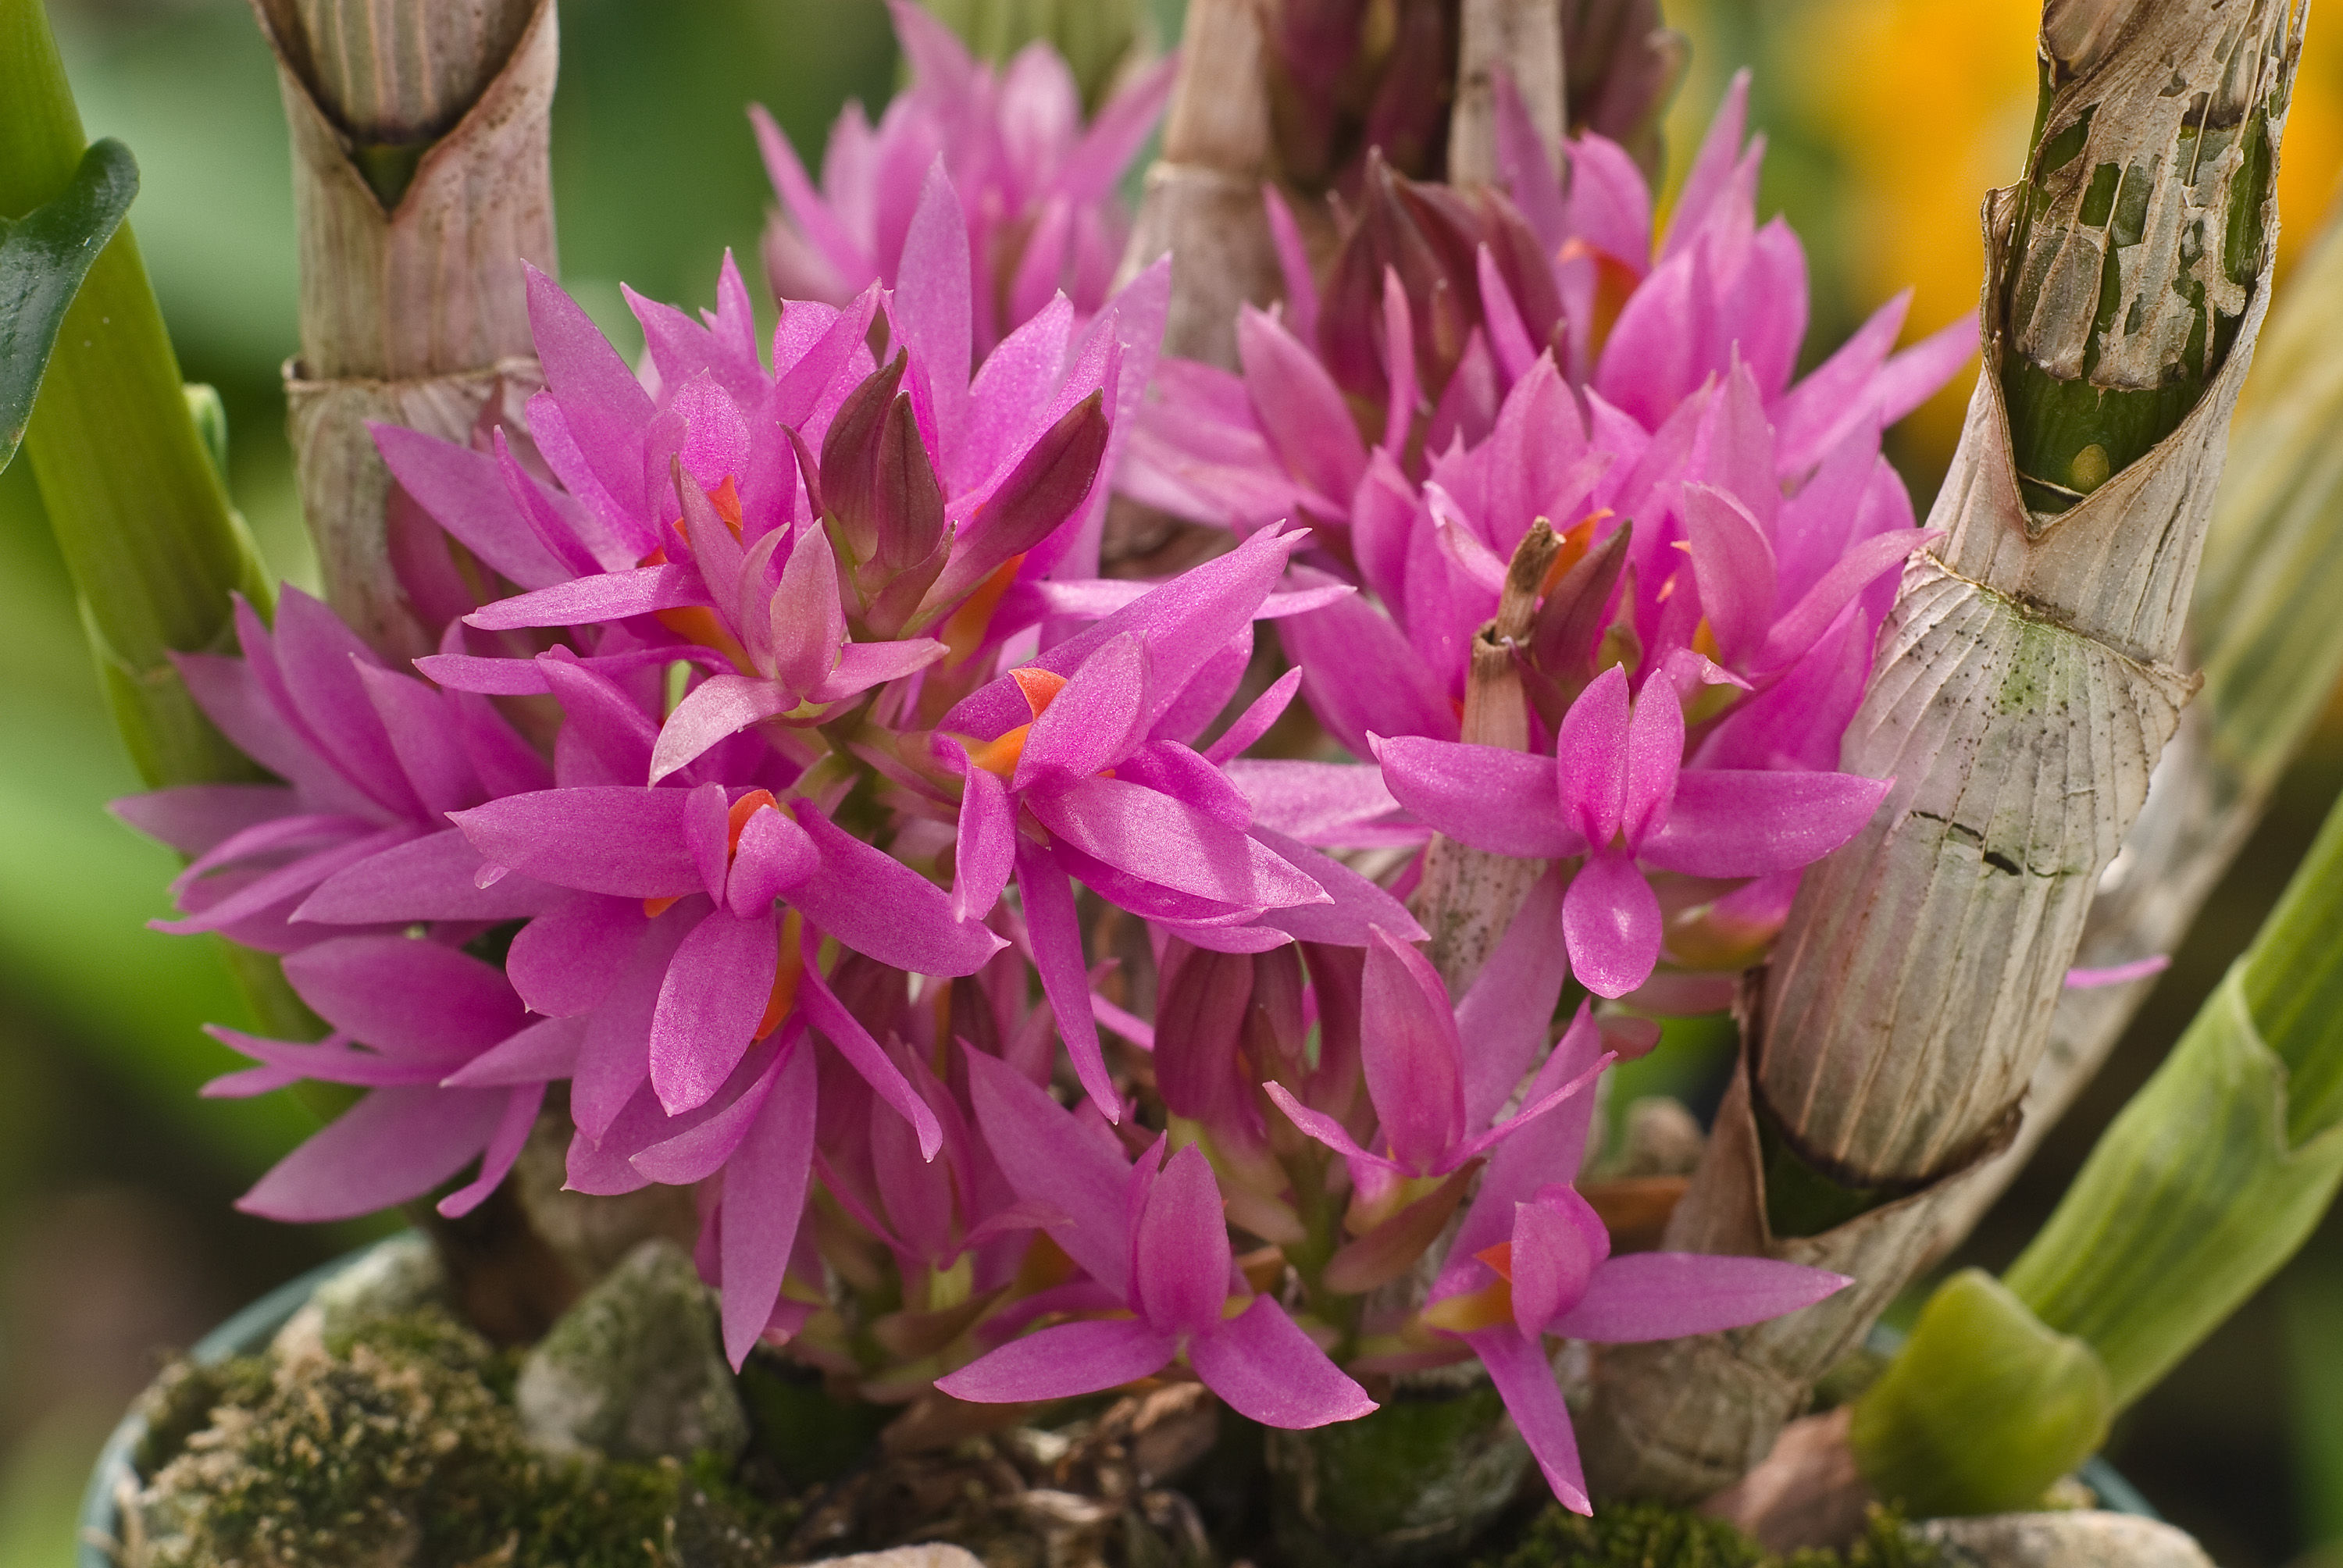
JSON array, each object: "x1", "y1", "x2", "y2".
[{"x1": 2, "y1": 0, "x2": 2339, "y2": 1561}]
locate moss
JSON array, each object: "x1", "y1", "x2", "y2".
[
  {"x1": 134, "y1": 1308, "x2": 793, "y2": 1568},
  {"x1": 1475, "y1": 1502, "x2": 1940, "y2": 1568}
]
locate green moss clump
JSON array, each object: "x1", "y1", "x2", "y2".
[
  {"x1": 1475, "y1": 1502, "x2": 1939, "y2": 1568},
  {"x1": 134, "y1": 1310, "x2": 792, "y2": 1568}
]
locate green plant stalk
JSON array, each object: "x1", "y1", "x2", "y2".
[
  {"x1": 1, "y1": 0, "x2": 273, "y2": 788},
  {"x1": 1, "y1": 0, "x2": 323, "y2": 1049},
  {"x1": 1853, "y1": 782, "x2": 2343, "y2": 1513},
  {"x1": 2003, "y1": 785, "x2": 2343, "y2": 1404}
]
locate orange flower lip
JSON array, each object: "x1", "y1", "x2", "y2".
[
  {"x1": 963, "y1": 665, "x2": 1070, "y2": 778},
  {"x1": 644, "y1": 788, "x2": 780, "y2": 918}
]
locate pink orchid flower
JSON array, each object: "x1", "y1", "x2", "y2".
[
  {"x1": 1375, "y1": 664, "x2": 1890, "y2": 996},
  {"x1": 936, "y1": 1049, "x2": 1377, "y2": 1429}
]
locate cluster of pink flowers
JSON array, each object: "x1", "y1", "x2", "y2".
[{"x1": 123, "y1": 23, "x2": 1970, "y2": 1515}]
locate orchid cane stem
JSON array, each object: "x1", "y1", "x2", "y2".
[
  {"x1": 1582, "y1": 0, "x2": 2310, "y2": 1502},
  {"x1": 1449, "y1": 0, "x2": 1564, "y2": 191},
  {"x1": 248, "y1": 0, "x2": 557, "y2": 661}
]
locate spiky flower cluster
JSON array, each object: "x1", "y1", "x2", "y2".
[{"x1": 123, "y1": 24, "x2": 1968, "y2": 1516}]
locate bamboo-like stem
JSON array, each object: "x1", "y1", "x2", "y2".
[
  {"x1": 248, "y1": 0, "x2": 556, "y2": 661},
  {"x1": 1920, "y1": 207, "x2": 2343, "y2": 1259},
  {"x1": 1414, "y1": 521, "x2": 1560, "y2": 992},
  {"x1": 1448, "y1": 0, "x2": 1564, "y2": 191},
  {"x1": 1114, "y1": 0, "x2": 1280, "y2": 370},
  {"x1": 1582, "y1": 0, "x2": 2307, "y2": 1502}
]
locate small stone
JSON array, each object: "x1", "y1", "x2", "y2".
[
  {"x1": 1618, "y1": 1096, "x2": 1706, "y2": 1177},
  {"x1": 1918, "y1": 1510, "x2": 2216, "y2": 1568},
  {"x1": 269, "y1": 1233, "x2": 448, "y2": 1362},
  {"x1": 515, "y1": 1238, "x2": 749, "y2": 1465},
  {"x1": 794, "y1": 1549, "x2": 986, "y2": 1568}
]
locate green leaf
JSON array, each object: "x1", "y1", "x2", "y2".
[
  {"x1": 0, "y1": 137, "x2": 136, "y2": 472},
  {"x1": 1849, "y1": 1270, "x2": 2113, "y2": 1516}
]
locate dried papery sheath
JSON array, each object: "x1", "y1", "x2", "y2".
[
  {"x1": 1924, "y1": 205, "x2": 2343, "y2": 1264},
  {"x1": 1410, "y1": 521, "x2": 1558, "y2": 993},
  {"x1": 1584, "y1": 0, "x2": 2307, "y2": 1503},
  {"x1": 1448, "y1": 0, "x2": 1564, "y2": 191},
  {"x1": 250, "y1": 0, "x2": 556, "y2": 660},
  {"x1": 1117, "y1": 0, "x2": 1282, "y2": 370}
]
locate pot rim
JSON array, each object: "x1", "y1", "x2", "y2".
[
  {"x1": 74, "y1": 1238, "x2": 2159, "y2": 1564},
  {"x1": 75, "y1": 1235, "x2": 406, "y2": 1568}
]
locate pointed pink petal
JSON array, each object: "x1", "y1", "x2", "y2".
[
  {"x1": 750, "y1": 103, "x2": 872, "y2": 291},
  {"x1": 1057, "y1": 52, "x2": 1179, "y2": 202},
  {"x1": 1555, "y1": 665, "x2": 1632, "y2": 845},
  {"x1": 1446, "y1": 1048, "x2": 1611, "y2": 1172},
  {"x1": 1379, "y1": 266, "x2": 1418, "y2": 459},
  {"x1": 1361, "y1": 928, "x2": 1466, "y2": 1174},
  {"x1": 1639, "y1": 770, "x2": 1890, "y2": 878},
  {"x1": 1371, "y1": 736, "x2": 1578, "y2": 858},
  {"x1": 963, "y1": 1044, "x2": 1133, "y2": 1292},
  {"x1": 789, "y1": 805, "x2": 1006, "y2": 975},
  {"x1": 1875, "y1": 312, "x2": 1977, "y2": 429},
  {"x1": 1620, "y1": 675, "x2": 1685, "y2": 849},
  {"x1": 295, "y1": 828, "x2": 557, "y2": 924},
  {"x1": 465, "y1": 565, "x2": 711, "y2": 632},
  {"x1": 1464, "y1": 1326, "x2": 1589, "y2": 1513},
  {"x1": 1457, "y1": 867, "x2": 1570, "y2": 1125},
  {"x1": 1509, "y1": 1189, "x2": 1610, "y2": 1339},
  {"x1": 632, "y1": 1032, "x2": 790, "y2": 1185},
  {"x1": 237, "y1": 1085, "x2": 502, "y2": 1222},
  {"x1": 1252, "y1": 828, "x2": 1426, "y2": 946},
  {"x1": 722, "y1": 1040, "x2": 821, "y2": 1367},
  {"x1": 1264, "y1": 185, "x2": 1319, "y2": 344},
  {"x1": 1204, "y1": 667, "x2": 1303, "y2": 766},
  {"x1": 452, "y1": 787, "x2": 700, "y2": 898},
  {"x1": 728, "y1": 804, "x2": 819, "y2": 916},
  {"x1": 651, "y1": 675, "x2": 798, "y2": 785},
  {"x1": 894, "y1": 160, "x2": 974, "y2": 465},
  {"x1": 1237, "y1": 306, "x2": 1368, "y2": 509},
  {"x1": 1015, "y1": 633, "x2": 1150, "y2": 789},
  {"x1": 1562, "y1": 851, "x2": 1661, "y2": 999},
  {"x1": 1441, "y1": 1008, "x2": 1607, "y2": 1295},
  {"x1": 1189, "y1": 1296, "x2": 1378, "y2": 1429},
  {"x1": 797, "y1": 961, "x2": 941, "y2": 1160},
  {"x1": 437, "y1": 1082, "x2": 549, "y2": 1217},
  {"x1": 953, "y1": 762, "x2": 1015, "y2": 922},
  {"x1": 1680, "y1": 483, "x2": 1779, "y2": 665},
  {"x1": 811, "y1": 637, "x2": 946, "y2": 702},
  {"x1": 1011, "y1": 836, "x2": 1118, "y2": 1117},
  {"x1": 769, "y1": 523, "x2": 847, "y2": 694},
  {"x1": 1133, "y1": 1145, "x2": 1235, "y2": 1335},
  {"x1": 1755, "y1": 528, "x2": 1931, "y2": 673},
  {"x1": 441, "y1": 1014, "x2": 586, "y2": 1087},
  {"x1": 373, "y1": 425, "x2": 572, "y2": 588},
  {"x1": 1660, "y1": 71, "x2": 1750, "y2": 262},
  {"x1": 1031, "y1": 779, "x2": 1327, "y2": 912},
  {"x1": 1261, "y1": 1083, "x2": 1403, "y2": 1172},
  {"x1": 1550, "y1": 1253, "x2": 1851, "y2": 1343},
  {"x1": 937, "y1": 1317, "x2": 1175, "y2": 1403},
  {"x1": 2067, "y1": 955, "x2": 2171, "y2": 989},
  {"x1": 651, "y1": 908, "x2": 779, "y2": 1114},
  {"x1": 283, "y1": 936, "x2": 524, "y2": 1055}
]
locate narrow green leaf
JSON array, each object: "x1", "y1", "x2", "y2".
[{"x1": 0, "y1": 137, "x2": 136, "y2": 472}]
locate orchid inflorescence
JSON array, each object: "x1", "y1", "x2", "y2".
[{"x1": 118, "y1": 15, "x2": 1970, "y2": 1516}]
